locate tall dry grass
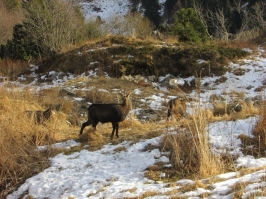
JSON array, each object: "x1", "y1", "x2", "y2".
[
  {"x1": 187, "y1": 105, "x2": 225, "y2": 178},
  {"x1": 0, "y1": 86, "x2": 77, "y2": 198},
  {"x1": 239, "y1": 102, "x2": 266, "y2": 157},
  {"x1": 161, "y1": 104, "x2": 225, "y2": 179},
  {"x1": 0, "y1": 58, "x2": 29, "y2": 79}
]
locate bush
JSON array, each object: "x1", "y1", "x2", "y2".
[
  {"x1": 4, "y1": 24, "x2": 39, "y2": 61},
  {"x1": 124, "y1": 12, "x2": 154, "y2": 39},
  {"x1": 170, "y1": 8, "x2": 208, "y2": 42},
  {"x1": 87, "y1": 19, "x2": 103, "y2": 39},
  {"x1": 22, "y1": 0, "x2": 88, "y2": 57}
]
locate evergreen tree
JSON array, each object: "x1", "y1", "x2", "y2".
[
  {"x1": 5, "y1": 24, "x2": 38, "y2": 60},
  {"x1": 170, "y1": 8, "x2": 208, "y2": 42},
  {"x1": 142, "y1": 0, "x2": 161, "y2": 27}
]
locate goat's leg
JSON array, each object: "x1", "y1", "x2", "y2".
[
  {"x1": 167, "y1": 110, "x2": 171, "y2": 121},
  {"x1": 110, "y1": 122, "x2": 118, "y2": 140},
  {"x1": 80, "y1": 120, "x2": 91, "y2": 135},
  {"x1": 92, "y1": 121, "x2": 98, "y2": 131},
  {"x1": 115, "y1": 123, "x2": 119, "y2": 138}
]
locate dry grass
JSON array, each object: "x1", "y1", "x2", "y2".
[
  {"x1": 252, "y1": 109, "x2": 266, "y2": 151},
  {"x1": 160, "y1": 104, "x2": 226, "y2": 180},
  {"x1": 0, "y1": 58, "x2": 29, "y2": 79},
  {"x1": 231, "y1": 179, "x2": 266, "y2": 199},
  {"x1": 0, "y1": 58, "x2": 264, "y2": 198},
  {"x1": 78, "y1": 119, "x2": 166, "y2": 151},
  {"x1": 211, "y1": 100, "x2": 259, "y2": 121},
  {"x1": 0, "y1": 87, "x2": 79, "y2": 198},
  {"x1": 216, "y1": 40, "x2": 257, "y2": 52},
  {"x1": 188, "y1": 105, "x2": 226, "y2": 178},
  {"x1": 239, "y1": 104, "x2": 266, "y2": 157}
]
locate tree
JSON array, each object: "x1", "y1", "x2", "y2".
[
  {"x1": 124, "y1": 12, "x2": 154, "y2": 38},
  {"x1": 192, "y1": 0, "x2": 266, "y2": 41},
  {"x1": 22, "y1": 0, "x2": 87, "y2": 57},
  {"x1": 142, "y1": 0, "x2": 161, "y2": 27},
  {"x1": 4, "y1": 24, "x2": 38, "y2": 60},
  {"x1": 170, "y1": 8, "x2": 208, "y2": 42}
]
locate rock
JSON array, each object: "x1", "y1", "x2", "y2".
[
  {"x1": 245, "y1": 95, "x2": 263, "y2": 107},
  {"x1": 135, "y1": 75, "x2": 145, "y2": 82},
  {"x1": 121, "y1": 75, "x2": 134, "y2": 81},
  {"x1": 148, "y1": 75, "x2": 156, "y2": 82},
  {"x1": 151, "y1": 82, "x2": 158, "y2": 89}
]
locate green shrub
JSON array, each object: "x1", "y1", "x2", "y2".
[
  {"x1": 4, "y1": 24, "x2": 39, "y2": 61},
  {"x1": 170, "y1": 8, "x2": 208, "y2": 42},
  {"x1": 218, "y1": 46, "x2": 248, "y2": 59},
  {"x1": 86, "y1": 20, "x2": 102, "y2": 39}
]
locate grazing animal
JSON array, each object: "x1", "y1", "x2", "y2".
[
  {"x1": 167, "y1": 98, "x2": 187, "y2": 121},
  {"x1": 26, "y1": 108, "x2": 53, "y2": 124},
  {"x1": 80, "y1": 92, "x2": 131, "y2": 140}
]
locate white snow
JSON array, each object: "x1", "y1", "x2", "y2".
[
  {"x1": 5, "y1": 44, "x2": 266, "y2": 199},
  {"x1": 3, "y1": 1, "x2": 266, "y2": 195}
]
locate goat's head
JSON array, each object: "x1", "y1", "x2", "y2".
[{"x1": 119, "y1": 92, "x2": 131, "y2": 104}]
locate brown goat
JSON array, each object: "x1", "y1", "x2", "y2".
[
  {"x1": 167, "y1": 98, "x2": 187, "y2": 121},
  {"x1": 26, "y1": 108, "x2": 53, "y2": 124}
]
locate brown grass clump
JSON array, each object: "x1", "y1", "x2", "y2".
[
  {"x1": 188, "y1": 106, "x2": 225, "y2": 178},
  {"x1": 242, "y1": 108, "x2": 266, "y2": 157},
  {"x1": 0, "y1": 87, "x2": 79, "y2": 198},
  {"x1": 0, "y1": 98, "x2": 54, "y2": 197},
  {"x1": 236, "y1": 100, "x2": 266, "y2": 157},
  {"x1": 0, "y1": 58, "x2": 29, "y2": 79},
  {"x1": 212, "y1": 100, "x2": 259, "y2": 121},
  {"x1": 161, "y1": 105, "x2": 225, "y2": 179}
]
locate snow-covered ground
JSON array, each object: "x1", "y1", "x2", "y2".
[
  {"x1": 2, "y1": 1, "x2": 266, "y2": 198},
  {"x1": 79, "y1": 0, "x2": 167, "y2": 21},
  {"x1": 4, "y1": 45, "x2": 266, "y2": 198},
  {"x1": 80, "y1": 0, "x2": 132, "y2": 21}
]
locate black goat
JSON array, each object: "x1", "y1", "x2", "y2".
[
  {"x1": 26, "y1": 108, "x2": 53, "y2": 124},
  {"x1": 80, "y1": 92, "x2": 131, "y2": 140}
]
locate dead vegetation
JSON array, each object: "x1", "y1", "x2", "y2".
[
  {"x1": 1, "y1": 73, "x2": 264, "y2": 197},
  {"x1": 0, "y1": 87, "x2": 79, "y2": 197},
  {"x1": 33, "y1": 36, "x2": 249, "y2": 79},
  {"x1": 0, "y1": 35, "x2": 264, "y2": 198},
  {"x1": 239, "y1": 105, "x2": 266, "y2": 157}
]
